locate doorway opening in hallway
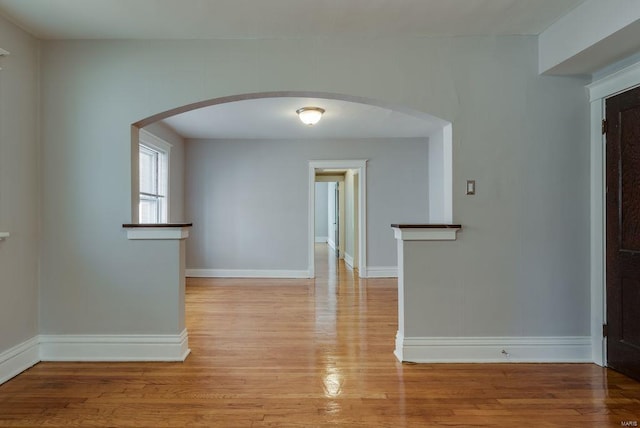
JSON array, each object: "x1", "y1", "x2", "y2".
[{"x1": 309, "y1": 161, "x2": 365, "y2": 279}]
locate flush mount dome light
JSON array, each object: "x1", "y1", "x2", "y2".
[{"x1": 296, "y1": 107, "x2": 325, "y2": 125}]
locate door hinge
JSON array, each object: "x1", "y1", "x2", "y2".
[
  {"x1": 603, "y1": 324, "x2": 608, "y2": 338},
  {"x1": 602, "y1": 119, "x2": 608, "y2": 135}
]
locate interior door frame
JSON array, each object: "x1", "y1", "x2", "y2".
[
  {"x1": 308, "y1": 160, "x2": 367, "y2": 278},
  {"x1": 588, "y1": 61, "x2": 640, "y2": 367}
]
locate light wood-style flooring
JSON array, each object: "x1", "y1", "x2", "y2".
[{"x1": 1, "y1": 244, "x2": 639, "y2": 426}]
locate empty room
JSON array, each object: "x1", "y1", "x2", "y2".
[{"x1": 1, "y1": 0, "x2": 640, "y2": 426}]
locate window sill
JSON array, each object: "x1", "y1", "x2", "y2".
[{"x1": 123, "y1": 223, "x2": 193, "y2": 240}]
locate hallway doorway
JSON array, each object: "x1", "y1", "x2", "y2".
[{"x1": 309, "y1": 160, "x2": 366, "y2": 279}]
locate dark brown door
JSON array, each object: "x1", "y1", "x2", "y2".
[{"x1": 606, "y1": 86, "x2": 640, "y2": 381}]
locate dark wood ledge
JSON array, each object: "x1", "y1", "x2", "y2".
[
  {"x1": 123, "y1": 223, "x2": 193, "y2": 228},
  {"x1": 391, "y1": 224, "x2": 462, "y2": 229}
]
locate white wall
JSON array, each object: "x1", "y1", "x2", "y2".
[
  {"x1": 184, "y1": 138, "x2": 428, "y2": 272},
  {"x1": 36, "y1": 35, "x2": 589, "y2": 342},
  {"x1": 39, "y1": 42, "x2": 191, "y2": 335},
  {"x1": 539, "y1": 0, "x2": 640, "y2": 75},
  {"x1": 0, "y1": 16, "x2": 40, "y2": 353},
  {"x1": 314, "y1": 182, "x2": 328, "y2": 241},
  {"x1": 142, "y1": 122, "x2": 186, "y2": 222}
]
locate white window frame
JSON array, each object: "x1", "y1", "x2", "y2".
[{"x1": 139, "y1": 129, "x2": 172, "y2": 223}]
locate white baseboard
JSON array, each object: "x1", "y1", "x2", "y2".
[
  {"x1": 315, "y1": 236, "x2": 328, "y2": 243},
  {"x1": 395, "y1": 333, "x2": 592, "y2": 363},
  {"x1": 394, "y1": 331, "x2": 404, "y2": 362},
  {"x1": 344, "y1": 253, "x2": 354, "y2": 268},
  {"x1": 366, "y1": 266, "x2": 398, "y2": 278},
  {"x1": 39, "y1": 329, "x2": 190, "y2": 362},
  {"x1": 327, "y1": 239, "x2": 336, "y2": 251},
  {"x1": 0, "y1": 337, "x2": 40, "y2": 385},
  {"x1": 1, "y1": 331, "x2": 191, "y2": 384},
  {"x1": 186, "y1": 269, "x2": 311, "y2": 279}
]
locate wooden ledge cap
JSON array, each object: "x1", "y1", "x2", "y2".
[
  {"x1": 123, "y1": 223, "x2": 193, "y2": 228},
  {"x1": 123, "y1": 223, "x2": 193, "y2": 240}
]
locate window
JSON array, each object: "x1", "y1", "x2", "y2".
[{"x1": 139, "y1": 130, "x2": 171, "y2": 223}]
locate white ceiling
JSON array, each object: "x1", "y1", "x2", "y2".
[
  {"x1": 0, "y1": 0, "x2": 586, "y2": 40},
  {"x1": 161, "y1": 97, "x2": 446, "y2": 140}
]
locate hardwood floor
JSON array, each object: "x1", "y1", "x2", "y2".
[{"x1": 1, "y1": 244, "x2": 639, "y2": 426}]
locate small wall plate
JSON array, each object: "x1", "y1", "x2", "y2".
[
  {"x1": 0, "y1": 48, "x2": 9, "y2": 71},
  {"x1": 466, "y1": 180, "x2": 476, "y2": 195}
]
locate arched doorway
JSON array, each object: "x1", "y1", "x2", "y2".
[{"x1": 131, "y1": 91, "x2": 452, "y2": 279}]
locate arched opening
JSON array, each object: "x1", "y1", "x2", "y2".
[{"x1": 131, "y1": 91, "x2": 452, "y2": 279}]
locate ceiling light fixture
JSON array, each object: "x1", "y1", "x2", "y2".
[{"x1": 296, "y1": 107, "x2": 325, "y2": 126}]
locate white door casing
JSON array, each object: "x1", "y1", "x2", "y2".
[{"x1": 308, "y1": 160, "x2": 367, "y2": 278}]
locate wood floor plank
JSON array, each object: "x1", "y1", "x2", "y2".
[{"x1": 0, "y1": 244, "x2": 639, "y2": 426}]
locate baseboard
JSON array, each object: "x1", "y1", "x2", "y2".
[
  {"x1": 186, "y1": 269, "x2": 311, "y2": 279},
  {"x1": 39, "y1": 329, "x2": 190, "y2": 362},
  {"x1": 315, "y1": 236, "x2": 328, "y2": 243},
  {"x1": 344, "y1": 253, "x2": 354, "y2": 268},
  {"x1": 366, "y1": 266, "x2": 398, "y2": 278},
  {"x1": 0, "y1": 337, "x2": 40, "y2": 385},
  {"x1": 395, "y1": 334, "x2": 592, "y2": 363},
  {"x1": 394, "y1": 332, "x2": 404, "y2": 362},
  {"x1": 327, "y1": 239, "x2": 336, "y2": 251}
]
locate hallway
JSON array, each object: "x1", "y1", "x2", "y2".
[{"x1": 0, "y1": 246, "x2": 639, "y2": 426}]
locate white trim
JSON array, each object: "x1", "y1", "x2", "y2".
[
  {"x1": 185, "y1": 269, "x2": 311, "y2": 279},
  {"x1": 327, "y1": 238, "x2": 336, "y2": 251},
  {"x1": 393, "y1": 227, "x2": 460, "y2": 241},
  {"x1": 309, "y1": 160, "x2": 368, "y2": 279},
  {"x1": 366, "y1": 266, "x2": 398, "y2": 278},
  {"x1": 39, "y1": 329, "x2": 190, "y2": 362},
  {"x1": 139, "y1": 128, "x2": 173, "y2": 152},
  {"x1": 126, "y1": 226, "x2": 190, "y2": 240},
  {"x1": 0, "y1": 232, "x2": 9, "y2": 240},
  {"x1": 586, "y1": 59, "x2": 640, "y2": 368},
  {"x1": 315, "y1": 236, "x2": 328, "y2": 243},
  {"x1": 1, "y1": 331, "x2": 192, "y2": 384},
  {"x1": 587, "y1": 61, "x2": 640, "y2": 102},
  {"x1": 396, "y1": 335, "x2": 592, "y2": 363},
  {"x1": 394, "y1": 332, "x2": 404, "y2": 361},
  {"x1": 0, "y1": 337, "x2": 40, "y2": 385},
  {"x1": 590, "y1": 98, "x2": 606, "y2": 368},
  {"x1": 308, "y1": 165, "x2": 316, "y2": 278},
  {"x1": 344, "y1": 253, "x2": 354, "y2": 268}
]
